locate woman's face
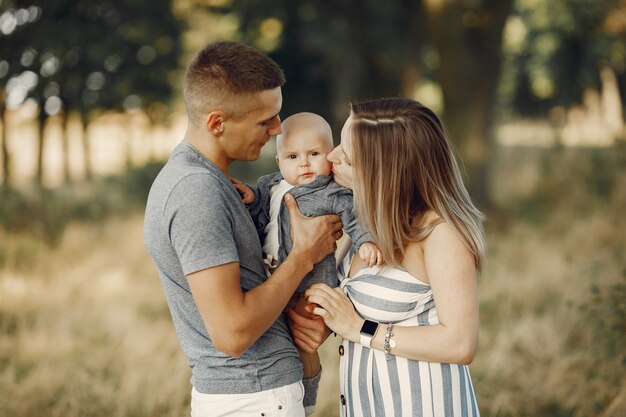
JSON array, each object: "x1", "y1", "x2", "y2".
[{"x1": 327, "y1": 115, "x2": 355, "y2": 189}]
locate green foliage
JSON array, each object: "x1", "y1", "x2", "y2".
[
  {"x1": 0, "y1": 161, "x2": 163, "y2": 248},
  {"x1": 500, "y1": 0, "x2": 626, "y2": 115},
  {"x1": 0, "y1": 0, "x2": 184, "y2": 118}
]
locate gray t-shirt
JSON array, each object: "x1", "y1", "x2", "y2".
[{"x1": 144, "y1": 141, "x2": 303, "y2": 394}]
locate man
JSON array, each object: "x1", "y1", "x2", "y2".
[{"x1": 144, "y1": 41, "x2": 341, "y2": 417}]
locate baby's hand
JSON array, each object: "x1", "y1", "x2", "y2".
[
  {"x1": 230, "y1": 177, "x2": 255, "y2": 204},
  {"x1": 358, "y1": 242, "x2": 384, "y2": 268}
]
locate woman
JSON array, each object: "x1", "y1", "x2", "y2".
[{"x1": 293, "y1": 98, "x2": 486, "y2": 417}]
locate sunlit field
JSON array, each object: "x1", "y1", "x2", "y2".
[
  {"x1": 2, "y1": 0, "x2": 626, "y2": 415},
  {"x1": 0, "y1": 139, "x2": 624, "y2": 417}
]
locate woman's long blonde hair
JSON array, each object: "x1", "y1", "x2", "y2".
[{"x1": 349, "y1": 98, "x2": 486, "y2": 270}]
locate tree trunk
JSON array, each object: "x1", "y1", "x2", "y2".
[
  {"x1": 346, "y1": 0, "x2": 401, "y2": 99},
  {"x1": 425, "y1": 0, "x2": 513, "y2": 209},
  {"x1": 399, "y1": 0, "x2": 428, "y2": 98},
  {"x1": 80, "y1": 112, "x2": 92, "y2": 180},
  {"x1": 61, "y1": 109, "x2": 72, "y2": 183},
  {"x1": 36, "y1": 108, "x2": 48, "y2": 187},
  {"x1": 126, "y1": 114, "x2": 134, "y2": 169},
  {"x1": 1, "y1": 102, "x2": 9, "y2": 189}
]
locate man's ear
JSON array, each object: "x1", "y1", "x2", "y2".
[{"x1": 205, "y1": 111, "x2": 226, "y2": 136}]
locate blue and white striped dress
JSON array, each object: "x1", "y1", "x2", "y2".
[{"x1": 337, "y1": 253, "x2": 480, "y2": 417}]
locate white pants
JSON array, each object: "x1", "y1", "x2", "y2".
[{"x1": 191, "y1": 381, "x2": 306, "y2": 417}]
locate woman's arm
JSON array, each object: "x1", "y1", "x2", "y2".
[{"x1": 306, "y1": 222, "x2": 479, "y2": 364}]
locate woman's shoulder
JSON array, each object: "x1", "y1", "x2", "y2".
[
  {"x1": 406, "y1": 210, "x2": 445, "y2": 243},
  {"x1": 403, "y1": 211, "x2": 450, "y2": 255},
  {"x1": 419, "y1": 217, "x2": 476, "y2": 273},
  {"x1": 403, "y1": 213, "x2": 472, "y2": 279},
  {"x1": 409, "y1": 213, "x2": 463, "y2": 252},
  {"x1": 399, "y1": 211, "x2": 442, "y2": 280}
]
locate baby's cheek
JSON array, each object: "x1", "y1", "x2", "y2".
[{"x1": 319, "y1": 161, "x2": 333, "y2": 176}]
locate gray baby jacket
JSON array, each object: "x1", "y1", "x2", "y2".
[{"x1": 248, "y1": 172, "x2": 371, "y2": 294}]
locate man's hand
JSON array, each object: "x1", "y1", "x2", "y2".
[
  {"x1": 284, "y1": 193, "x2": 342, "y2": 265},
  {"x1": 288, "y1": 307, "x2": 332, "y2": 353}
]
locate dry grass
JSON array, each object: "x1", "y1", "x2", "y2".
[
  {"x1": 0, "y1": 146, "x2": 624, "y2": 417},
  {"x1": 476, "y1": 214, "x2": 625, "y2": 417},
  {"x1": 0, "y1": 217, "x2": 190, "y2": 417},
  {"x1": 0, "y1": 216, "x2": 343, "y2": 417}
]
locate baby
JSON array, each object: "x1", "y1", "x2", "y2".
[{"x1": 233, "y1": 112, "x2": 382, "y2": 302}]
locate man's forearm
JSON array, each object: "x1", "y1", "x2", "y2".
[
  {"x1": 219, "y1": 253, "x2": 315, "y2": 356},
  {"x1": 298, "y1": 349, "x2": 321, "y2": 378}
]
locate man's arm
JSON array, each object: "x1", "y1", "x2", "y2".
[{"x1": 187, "y1": 193, "x2": 342, "y2": 357}]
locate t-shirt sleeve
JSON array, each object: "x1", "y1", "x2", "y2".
[
  {"x1": 164, "y1": 173, "x2": 239, "y2": 276},
  {"x1": 302, "y1": 366, "x2": 322, "y2": 414}
]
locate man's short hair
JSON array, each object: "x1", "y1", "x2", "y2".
[{"x1": 183, "y1": 41, "x2": 286, "y2": 124}]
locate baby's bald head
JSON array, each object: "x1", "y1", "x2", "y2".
[
  {"x1": 275, "y1": 112, "x2": 334, "y2": 185},
  {"x1": 276, "y1": 112, "x2": 334, "y2": 155}
]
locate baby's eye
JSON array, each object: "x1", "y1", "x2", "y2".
[
  {"x1": 310, "y1": 152, "x2": 319, "y2": 157},
  {"x1": 287, "y1": 155, "x2": 297, "y2": 159}
]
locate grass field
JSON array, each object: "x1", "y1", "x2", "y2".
[{"x1": 0, "y1": 145, "x2": 624, "y2": 417}]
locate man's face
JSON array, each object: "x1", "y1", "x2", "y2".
[
  {"x1": 276, "y1": 126, "x2": 332, "y2": 186},
  {"x1": 221, "y1": 88, "x2": 283, "y2": 163}
]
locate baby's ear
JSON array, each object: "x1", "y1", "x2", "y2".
[{"x1": 275, "y1": 155, "x2": 279, "y2": 166}]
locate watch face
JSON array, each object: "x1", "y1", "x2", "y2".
[{"x1": 361, "y1": 320, "x2": 378, "y2": 336}]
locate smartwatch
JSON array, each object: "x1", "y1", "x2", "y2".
[{"x1": 360, "y1": 320, "x2": 379, "y2": 347}]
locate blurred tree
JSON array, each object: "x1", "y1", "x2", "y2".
[
  {"x1": 500, "y1": 0, "x2": 626, "y2": 117},
  {"x1": 0, "y1": 0, "x2": 183, "y2": 186},
  {"x1": 171, "y1": 0, "x2": 625, "y2": 207},
  {"x1": 425, "y1": 0, "x2": 514, "y2": 209},
  {"x1": 203, "y1": 0, "x2": 505, "y2": 206},
  {"x1": 0, "y1": 0, "x2": 38, "y2": 187},
  {"x1": 199, "y1": 0, "x2": 428, "y2": 130},
  {"x1": 0, "y1": 98, "x2": 6, "y2": 188}
]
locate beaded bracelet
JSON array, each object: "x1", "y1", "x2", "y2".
[{"x1": 384, "y1": 322, "x2": 395, "y2": 360}]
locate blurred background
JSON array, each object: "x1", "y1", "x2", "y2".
[{"x1": 0, "y1": 0, "x2": 624, "y2": 416}]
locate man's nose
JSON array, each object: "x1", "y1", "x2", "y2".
[
  {"x1": 268, "y1": 117, "x2": 282, "y2": 136},
  {"x1": 269, "y1": 125, "x2": 282, "y2": 136}
]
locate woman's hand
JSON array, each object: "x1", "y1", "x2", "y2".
[
  {"x1": 288, "y1": 304, "x2": 333, "y2": 353},
  {"x1": 304, "y1": 284, "x2": 364, "y2": 343}
]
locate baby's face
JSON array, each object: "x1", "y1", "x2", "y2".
[{"x1": 276, "y1": 126, "x2": 333, "y2": 186}]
